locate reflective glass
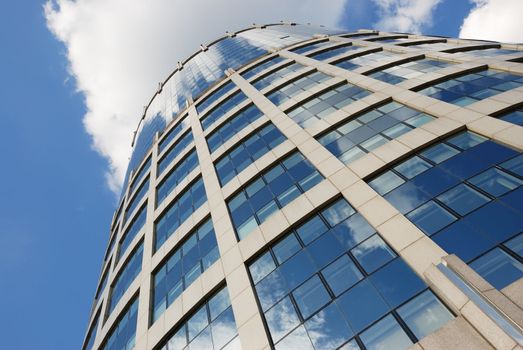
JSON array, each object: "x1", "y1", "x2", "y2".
[
  {"x1": 437, "y1": 184, "x2": 490, "y2": 216},
  {"x1": 368, "y1": 170, "x2": 405, "y2": 195},
  {"x1": 470, "y1": 248, "x2": 523, "y2": 289},
  {"x1": 397, "y1": 290, "x2": 454, "y2": 340},
  {"x1": 359, "y1": 315, "x2": 413, "y2": 350},
  {"x1": 275, "y1": 325, "x2": 314, "y2": 350},
  {"x1": 394, "y1": 156, "x2": 432, "y2": 179},
  {"x1": 321, "y1": 254, "x2": 363, "y2": 296},
  {"x1": 265, "y1": 297, "x2": 301, "y2": 343},
  {"x1": 406, "y1": 200, "x2": 457, "y2": 236},
  {"x1": 469, "y1": 168, "x2": 522, "y2": 196},
  {"x1": 505, "y1": 234, "x2": 523, "y2": 258},
  {"x1": 292, "y1": 275, "x2": 331, "y2": 319},
  {"x1": 304, "y1": 302, "x2": 353, "y2": 350},
  {"x1": 501, "y1": 154, "x2": 523, "y2": 177},
  {"x1": 351, "y1": 235, "x2": 396, "y2": 274}
]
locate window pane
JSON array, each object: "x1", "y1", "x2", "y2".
[
  {"x1": 470, "y1": 248, "x2": 523, "y2": 289},
  {"x1": 292, "y1": 275, "x2": 331, "y2": 319},
  {"x1": 394, "y1": 156, "x2": 432, "y2": 179},
  {"x1": 275, "y1": 325, "x2": 314, "y2": 350},
  {"x1": 274, "y1": 234, "x2": 302, "y2": 264},
  {"x1": 446, "y1": 132, "x2": 486, "y2": 150},
  {"x1": 469, "y1": 168, "x2": 522, "y2": 196},
  {"x1": 505, "y1": 234, "x2": 523, "y2": 258},
  {"x1": 500, "y1": 154, "x2": 523, "y2": 177},
  {"x1": 397, "y1": 290, "x2": 453, "y2": 340},
  {"x1": 420, "y1": 143, "x2": 459, "y2": 164},
  {"x1": 406, "y1": 200, "x2": 456, "y2": 236},
  {"x1": 437, "y1": 184, "x2": 490, "y2": 216},
  {"x1": 250, "y1": 251, "x2": 276, "y2": 284},
  {"x1": 297, "y1": 215, "x2": 329, "y2": 245},
  {"x1": 304, "y1": 302, "x2": 353, "y2": 350},
  {"x1": 359, "y1": 315, "x2": 413, "y2": 350},
  {"x1": 321, "y1": 255, "x2": 363, "y2": 296},
  {"x1": 368, "y1": 171, "x2": 405, "y2": 195},
  {"x1": 211, "y1": 307, "x2": 237, "y2": 349},
  {"x1": 265, "y1": 297, "x2": 301, "y2": 343},
  {"x1": 351, "y1": 235, "x2": 396, "y2": 274},
  {"x1": 321, "y1": 199, "x2": 356, "y2": 226}
]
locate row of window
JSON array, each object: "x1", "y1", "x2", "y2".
[
  {"x1": 157, "y1": 149, "x2": 199, "y2": 206},
  {"x1": 108, "y1": 243, "x2": 143, "y2": 314},
  {"x1": 267, "y1": 70, "x2": 332, "y2": 106},
  {"x1": 252, "y1": 62, "x2": 305, "y2": 90},
  {"x1": 368, "y1": 131, "x2": 523, "y2": 289},
  {"x1": 152, "y1": 218, "x2": 219, "y2": 321},
  {"x1": 249, "y1": 198, "x2": 453, "y2": 350},
  {"x1": 215, "y1": 123, "x2": 286, "y2": 186},
  {"x1": 158, "y1": 131, "x2": 194, "y2": 176},
  {"x1": 318, "y1": 101, "x2": 434, "y2": 165},
  {"x1": 287, "y1": 83, "x2": 370, "y2": 128},
  {"x1": 227, "y1": 151, "x2": 323, "y2": 239}
]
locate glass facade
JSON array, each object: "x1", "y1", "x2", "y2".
[
  {"x1": 417, "y1": 69, "x2": 523, "y2": 106},
  {"x1": 369, "y1": 58, "x2": 451, "y2": 85},
  {"x1": 249, "y1": 199, "x2": 453, "y2": 349},
  {"x1": 158, "y1": 287, "x2": 240, "y2": 350},
  {"x1": 215, "y1": 123, "x2": 286, "y2": 186},
  {"x1": 152, "y1": 218, "x2": 219, "y2": 321},
  {"x1": 318, "y1": 102, "x2": 434, "y2": 164},
  {"x1": 228, "y1": 152, "x2": 323, "y2": 239},
  {"x1": 287, "y1": 83, "x2": 370, "y2": 128},
  {"x1": 109, "y1": 243, "x2": 143, "y2": 314},
  {"x1": 207, "y1": 104, "x2": 264, "y2": 153},
  {"x1": 87, "y1": 25, "x2": 523, "y2": 350},
  {"x1": 368, "y1": 131, "x2": 523, "y2": 289},
  {"x1": 155, "y1": 177, "x2": 207, "y2": 250},
  {"x1": 267, "y1": 71, "x2": 332, "y2": 105},
  {"x1": 102, "y1": 297, "x2": 139, "y2": 350}
]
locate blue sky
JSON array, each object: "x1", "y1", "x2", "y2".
[{"x1": 0, "y1": 0, "x2": 519, "y2": 349}]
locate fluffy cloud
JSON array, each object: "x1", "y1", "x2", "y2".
[
  {"x1": 459, "y1": 0, "x2": 523, "y2": 42},
  {"x1": 372, "y1": 0, "x2": 442, "y2": 33},
  {"x1": 44, "y1": 0, "x2": 345, "y2": 193}
]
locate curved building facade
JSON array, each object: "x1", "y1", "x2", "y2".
[{"x1": 84, "y1": 23, "x2": 523, "y2": 350}]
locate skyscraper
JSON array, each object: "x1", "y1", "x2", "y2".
[{"x1": 83, "y1": 23, "x2": 523, "y2": 350}]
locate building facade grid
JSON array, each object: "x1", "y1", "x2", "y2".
[{"x1": 84, "y1": 23, "x2": 523, "y2": 350}]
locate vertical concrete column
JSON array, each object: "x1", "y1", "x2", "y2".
[
  {"x1": 187, "y1": 104, "x2": 272, "y2": 350},
  {"x1": 135, "y1": 132, "x2": 159, "y2": 349}
]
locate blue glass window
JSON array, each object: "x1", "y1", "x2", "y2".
[
  {"x1": 266, "y1": 71, "x2": 331, "y2": 106},
  {"x1": 336, "y1": 50, "x2": 398, "y2": 71},
  {"x1": 84, "y1": 312, "x2": 99, "y2": 350},
  {"x1": 318, "y1": 102, "x2": 434, "y2": 164},
  {"x1": 156, "y1": 149, "x2": 199, "y2": 205},
  {"x1": 291, "y1": 40, "x2": 332, "y2": 54},
  {"x1": 158, "y1": 117, "x2": 190, "y2": 153},
  {"x1": 241, "y1": 56, "x2": 286, "y2": 80},
  {"x1": 215, "y1": 123, "x2": 286, "y2": 185},
  {"x1": 128, "y1": 156, "x2": 151, "y2": 194},
  {"x1": 152, "y1": 218, "x2": 218, "y2": 321},
  {"x1": 124, "y1": 177, "x2": 149, "y2": 223},
  {"x1": 118, "y1": 204, "x2": 146, "y2": 262},
  {"x1": 367, "y1": 131, "x2": 523, "y2": 283},
  {"x1": 253, "y1": 62, "x2": 305, "y2": 90},
  {"x1": 102, "y1": 297, "x2": 138, "y2": 350},
  {"x1": 437, "y1": 184, "x2": 490, "y2": 216},
  {"x1": 158, "y1": 287, "x2": 240, "y2": 350},
  {"x1": 496, "y1": 106, "x2": 523, "y2": 126},
  {"x1": 108, "y1": 243, "x2": 143, "y2": 314},
  {"x1": 201, "y1": 91, "x2": 248, "y2": 130},
  {"x1": 397, "y1": 290, "x2": 454, "y2": 340},
  {"x1": 249, "y1": 199, "x2": 452, "y2": 348},
  {"x1": 505, "y1": 234, "x2": 523, "y2": 258},
  {"x1": 155, "y1": 177, "x2": 207, "y2": 249},
  {"x1": 470, "y1": 248, "x2": 523, "y2": 289},
  {"x1": 406, "y1": 200, "x2": 456, "y2": 236},
  {"x1": 157, "y1": 131, "x2": 194, "y2": 176},
  {"x1": 196, "y1": 81, "x2": 235, "y2": 114},
  {"x1": 227, "y1": 152, "x2": 323, "y2": 239},
  {"x1": 417, "y1": 69, "x2": 523, "y2": 106},
  {"x1": 369, "y1": 58, "x2": 451, "y2": 85},
  {"x1": 287, "y1": 83, "x2": 371, "y2": 128},
  {"x1": 469, "y1": 168, "x2": 523, "y2": 196},
  {"x1": 309, "y1": 44, "x2": 360, "y2": 61},
  {"x1": 359, "y1": 314, "x2": 412, "y2": 350},
  {"x1": 207, "y1": 104, "x2": 264, "y2": 153}
]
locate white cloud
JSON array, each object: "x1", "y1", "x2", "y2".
[
  {"x1": 372, "y1": 0, "x2": 442, "y2": 33},
  {"x1": 44, "y1": 0, "x2": 345, "y2": 193},
  {"x1": 459, "y1": 0, "x2": 523, "y2": 42}
]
